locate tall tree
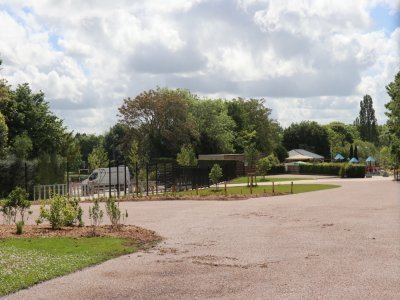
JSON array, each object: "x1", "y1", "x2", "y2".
[
  {"x1": 191, "y1": 99, "x2": 235, "y2": 154},
  {"x1": 226, "y1": 98, "x2": 280, "y2": 154},
  {"x1": 283, "y1": 121, "x2": 330, "y2": 157},
  {"x1": 349, "y1": 144, "x2": 354, "y2": 158},
  {"x1": 354, "y1": 95, "x2": 378, "y2": 143},
  {"x1": 103, "y1": 123, "x2": 131, "y2": 163},
  {"x1": 0, "y1": 112, "x2": 7, "y2": 157},
  {"x1": 119, "y1": 88, "x2": 199, "y2": 158},
  {"x1": 385, "y1": 70, "x2": 400, "y2": 164}
]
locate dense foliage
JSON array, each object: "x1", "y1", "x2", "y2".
[
  {"x1": 385, "y1": 71, "x2": 400, "y2": 165},
  {"x1": 283, "y1": 121, "x2": 330, "y2": 158}
]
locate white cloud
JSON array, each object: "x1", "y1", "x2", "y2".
[{"x1": 0, "y1": 0, "x2": 398, "y2": 133}]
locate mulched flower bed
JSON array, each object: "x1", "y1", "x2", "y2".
[{"x1": 0, "y1": 225, "x2": 160, "y2": 243}]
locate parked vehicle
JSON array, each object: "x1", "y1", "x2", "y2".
[{"x1": 82, "y1": 166, "x2": 130, "y2": 187}]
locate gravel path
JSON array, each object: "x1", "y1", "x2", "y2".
[{"x1": 5, "y1": 177, "x2": 400, "y2": 299}]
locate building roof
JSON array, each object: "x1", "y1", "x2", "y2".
[
  {"x1": 288, "y1": 149, "x2": 324, "y2": 160},
  {"x1": 198, "y1": 154, "x2": 245, "y2": 161}
]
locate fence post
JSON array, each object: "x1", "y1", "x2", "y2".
[
  {"x1": 135, "y1": 162, "x2": 139, "y2": 197},
  {"x1": 272, "y1": 181, "x2": 275, "y2": 194},
  {"x1": 66, "y1": 161, "x2": 70, "y2": 198},
  {"x1": 24, "y1": 162, "x2": 28, "y2": 193},
  {"x1": 146, "y1": 163, "x2": 149, "y2": 196},
  {"x1": 164, "y1": 163, "x2": 167, "y2": 193},
  {"x1": 109, "y1": 160, "x2": 112, "y2": 199},
  {"x1": 117, "y1": 164, "x2": 120, "y2": 198},
  {"x1": 124, "y1": 161, "x2": 127, "y2": 197},
  {"x1": 155, "y1": 163, "x2": 158, "y2": 194},
  {"x1": 291, "y1": 181, "x2": 293, "y2": 194}
]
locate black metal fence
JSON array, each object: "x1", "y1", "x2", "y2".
[{"x1": 1, "y1": 156, "x2": 239, "y2": 200}]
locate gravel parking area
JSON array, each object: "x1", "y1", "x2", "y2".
[{"x1": 5, "y1": 177, "x2": 400, "y2": 299}]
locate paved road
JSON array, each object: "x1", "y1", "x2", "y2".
[{"x1": 6, "y1": 177, "x2": 400, "y2": 299}]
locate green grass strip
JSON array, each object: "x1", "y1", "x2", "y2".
[
  {"x1": 228, "y1": 176, "x2": 313, "y2": 184},
  {"x1": 178, "y1": 183, "x2": 339, "y2": 197},
  {"x1": 0, "y1": 237, "x2": 138, "y2": 296}
]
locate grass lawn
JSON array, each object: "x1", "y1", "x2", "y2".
[
  {"x1": 178, "y1": 183, "x2": 339, "y2": 197},
  {"x1": 228, "y1": 176, "x2": 313, "y2": 184},
  {"x1": 0, "y1": 237, "x2": 139, "y2": 296}
]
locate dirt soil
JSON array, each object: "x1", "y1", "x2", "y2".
[{"x1": 0, "y1": 225, "x2": 160, "y2": 243}]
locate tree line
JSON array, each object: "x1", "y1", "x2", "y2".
[{"x1": 0, "y1": 55, "x2": 399, "y2": 194}]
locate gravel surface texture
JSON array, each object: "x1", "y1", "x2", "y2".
[{"x1": 4, "y1": 177, "x2": 400, "y2": 300}]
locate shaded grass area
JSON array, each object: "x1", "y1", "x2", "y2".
[
  {"x1": 178, "y1": 183, "x2": 339, "y2": 197},
  {"x1": 0, "y1": 237, "x2": 138, "y2": 296},
  {"x1": 228, "y1": 176, "x2": 313, "y2": 184}
]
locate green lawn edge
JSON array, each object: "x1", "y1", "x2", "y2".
[{"x1": 0, "y1": 236, "x2": 156, "y2": 296}]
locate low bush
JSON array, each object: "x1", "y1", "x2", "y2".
[
  {"x1": 37, "y1": 195, "x2": 84, "y2": 229},
  {"x1": 344, "y1": 164, "x2": 365, "y2": 178},
  {"x1": 1, "y1": 187, "x2": 31, "y2": 224},
  {"x1": 105, "y1": 198, "x2": 128, "y2": 228},
  {"x1": 16, "y1": 221, "x2": 24, "y2": 234},
  {"x1": 299, "y1": 163, "x2": 341, "y2": 175},
  {"x1": 299, "y1": 163, "x2": 365, "y2": 178},
  {"x1": 89, "y1": 199, "x2": 103, "y2": 235},
  {"x1": 269, "y1": 165, "x2": 286, "y2": 175}
]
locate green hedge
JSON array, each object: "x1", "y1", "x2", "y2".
[
  {"x1": 268, "y1": 165, "x2": 286, "y2": 175},
  {"x1": 299, "y1": 163, "x2": 341, "y2": 175},
  {"x1": 299, "y1": 163, "x2": 365, "y2": 178}
]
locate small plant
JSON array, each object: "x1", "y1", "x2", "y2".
[
  {"x1": 209, "y1": 164, "x2": 223, "y2": 190},
  {"x1": 105, "y1": 198, "x2": 126, "y2": 228},
  {"x1": 89, "y1": 199, "x2": 104, "y2": 236},
  {"x1": 37, "y1": 195, "x2": 84, "y2": 229},
  {"x1": 16, "y1": 221, "x2": 24, "y2": 235},
  {"x1": 1, "y1": 187, "x2": 30, "y2": 224}
]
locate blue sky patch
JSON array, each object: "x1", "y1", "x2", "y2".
[{"x1": 371, "y1": 4, "x2": 400, "y2": 35}]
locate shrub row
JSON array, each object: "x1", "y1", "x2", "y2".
[
  {"x1": 268, "y1": 165, "x2": 286, "y2": 175},
  {"x1": 299, "y1": 163, "x2": 341, "y2": 175},
  {"x1": 299, "y1": 163, "x2": 365, "y2": 178}
]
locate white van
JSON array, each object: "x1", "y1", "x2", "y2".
[{"x1": 82, "y1": 166, "x2": 131, "y2": 187}]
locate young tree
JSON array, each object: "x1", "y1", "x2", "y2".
[
  {"x1": 354, "y1": 95, "x2": 378, "y2": 143},
  {"x1": 354, "y1": 145, "x2": 358, "y2": 160},
  {"x1": 256, "y1": 154, "x2": 279, "y2": 177},
  {"x1": 209, "y1": 164, "x2": 223, "y2": 190},
  {"x1": 385, "y1": 71, "x2": 400, "y2": 164},
  {"x1": 177, "y1": 144, "x2": 197, "y2": 166},
  {"x1": 244, "y1": 143, "x2": 258, "y2": 171},
  {"x1": 349, "y1": 144, "x2": 354, "y2": 158},
  {"x1": 88, "y1": 145, "x2": 108, "y2": 170},
  {"x1": 13, "y1": 132, "x2": 33, "y2": 160}
]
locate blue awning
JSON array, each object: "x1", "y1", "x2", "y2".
[
  {"x1": 334, "y1": 154, "x2": 345, "y2": 160},
  {"x1": 349, "y1": 157, "x2": 359, "y2": 163},
  {"x1": 366, "y1": 156, "x2": 375, "y2": 162}
]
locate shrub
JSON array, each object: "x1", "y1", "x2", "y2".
[
  {"x1": 256, "y1": 154, "x2": 280, "y2": 177},
  {"x1": 209, "y1": 164, "x2": 223, "y2": 190},
  {"x1": 37, "y1": 195, "x2": 84, "y2": 229},
  {"x1": 299, "y1": 162, "x2": 365, "y2": 178},
  {"x1": 269, "y1": 165, "x2": 286, "y2": 175},
  {"x1": 16, "y1": 221, "x2": 24, "y2": 235},
  {"x1": 299, "y1": 163, "x2": 341, "y2": 175},
  {"x1": 105, "y1": 198, "x2": 127, "y2": 228},
  {"x1": 89, "y1": 199, "x2": 103, "y2": 235},
  {"x1": 1, "y1": 187, "x2": 31, "y2": 224},
  {"x1": 344, "y1": 164, "x2": 365, "y2": 178}
]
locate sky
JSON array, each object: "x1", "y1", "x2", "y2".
[{"x1": 0, "y1": 0, "x2": 399, "y2": 134}]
